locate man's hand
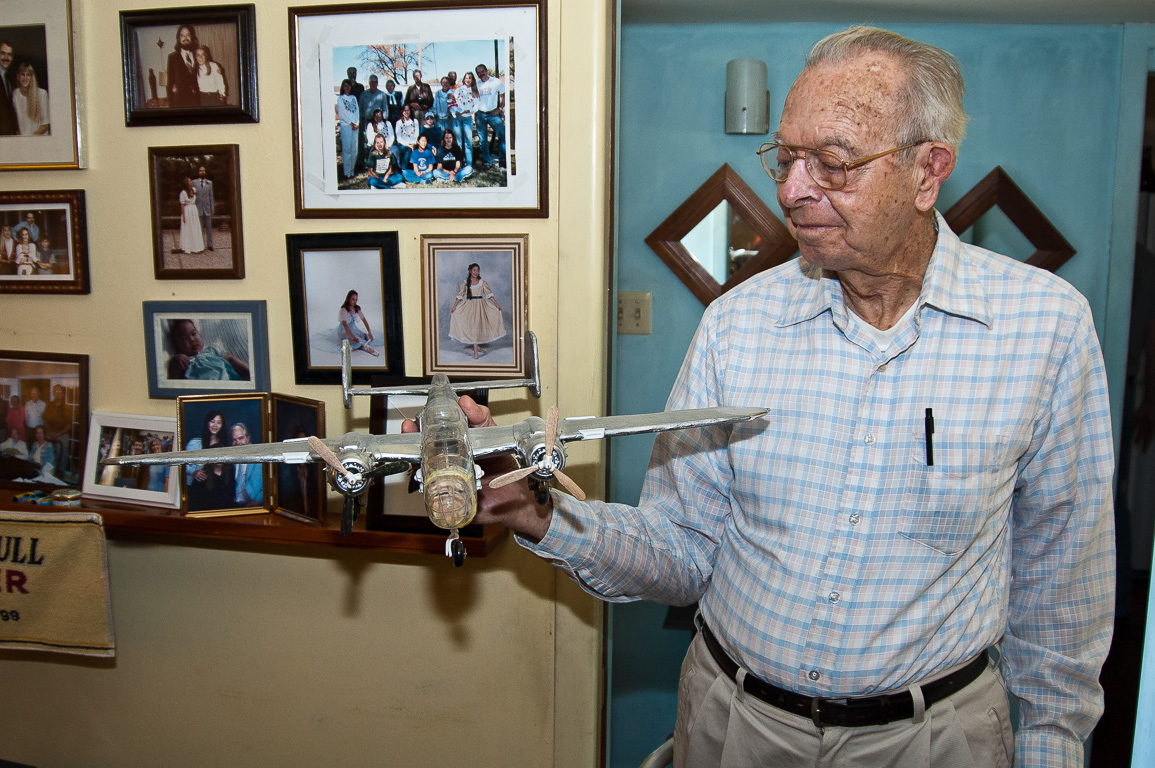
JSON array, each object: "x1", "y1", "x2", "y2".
[{"x1": 401, "y1": 395, "x2": 553, "y2": 542}]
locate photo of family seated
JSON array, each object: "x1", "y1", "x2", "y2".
[
  {"x1": 0, "y1": 207, "x2": 73, "y2": 281},
  {"x1": 330, "y1": 38, "x2": 510, "y2": 191}
]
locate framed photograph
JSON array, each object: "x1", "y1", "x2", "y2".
[
  {"x1": 270, "y1": 393, "x2": 326, "y2": 525},
  {"x1": 0, "y1": 0, "x2": 82, "y2": 170},
  {"x1": 147, "y1": 144, "x2": 244, "y2": 279},
  {"x1": 176, "y1": 392, "x2": 267, "y2": 517},
  {"x1": 142, "y1": 300, "x2": 270, "y2": 399},
  {"x1": 286, "y1": 232, "x2": 405, "y2": 385},
  {"x1": 119, "y1": 4, "x2": 258, "y2": 127},
  {"x1": 0, "y1": 350, "x2": 88, "y2": 491},
  {"x1": 421, "y1": 234, "x2": 527, "y2": 378},
  {"x1": 289, "y1": 0, "x2": 546, "y2": 218},
  {"x1": 364, "y1": 388, "x2": 484, "y2": 537},
  {"x1": 0, "y1": 189, "x2": 89, "y2": 294},
  {"x1": 81, "y1": 411, "x2": 180, "y2": 509}
]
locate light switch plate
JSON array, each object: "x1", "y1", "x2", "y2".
[{"x1": 618, "y1": 292, "x2": 652, "y2": 335}]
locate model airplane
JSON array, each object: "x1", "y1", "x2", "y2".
[{"x1": 103, "y1": 332, "x2": 767, "y2": 565}]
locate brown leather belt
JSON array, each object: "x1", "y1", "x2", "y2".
[{"x1": 700, "y1": 622, "x2": 989, "y2": 728}]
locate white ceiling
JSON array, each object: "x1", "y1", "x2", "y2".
[{"x1": 621, "y1": 0, "x2": 1155, "y2": 25}]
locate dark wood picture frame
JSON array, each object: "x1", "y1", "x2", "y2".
[
  {"x1": 119, "y1": 4, "x2": 259, "y2": 127},
  {"x1": 0, "y1": 349, "x2": 88, "y2": 492},
  {"x1": 289, "y1": 0, "x2": 547, "y2": 218},
  {"x1": 645, "y1": 164, "x2": 798, "y2": 306},
  {"x1": 270, "y1": 393, "x2": 326, "y2": 526},
  {"x1": 942, "y1": 165, "x2": 1076, "y2": 273},
  {"x1": 0, "y1": 189, "x2": 89, "y2": 294},
  {"x1": 286, "y1": 231, "x2": 406, "y2": 385},
  {"x1": 147, "y1": 144, "x2": 244, "y2": 279}
]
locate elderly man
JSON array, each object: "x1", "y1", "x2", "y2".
[
  {"x1": 231, "y1": 422, "x2": 263, "y2": 507},
  {"x1": 436, "y1": 26, "x2": 1114, "y2": 768}
]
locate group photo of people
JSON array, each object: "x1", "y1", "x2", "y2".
[
  {"x1": 178, "y1": 398, "x2": 264, "y2": 513},
  {"x1": 330, "y1": 38, "x2": 510, "y2": 191},
  {"x1": 0, "y1": 206, "x2": 70, "y2": 279},
  {"x1": 128, "y1": 21, "x2": 241, "y2": 110},
  {"x1": 0, "y1": 27, "x2": 51, "y2": 137},
  {"x1": 0, "y1": 379, "x2": 80, "y2": 486},
  {"x1": 94, "y1": 426, "x2": 174, "y2": 493}
]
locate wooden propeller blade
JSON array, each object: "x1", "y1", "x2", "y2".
[
  {"x1": 489, "y1": 465, "x2": 539, "y2": 489},
  {"x1": 552, "y1": 469, "x2": 586, "y2": 501},
  {"x1": 308, "y1": 436, "x2": 352, "y2": 479}
]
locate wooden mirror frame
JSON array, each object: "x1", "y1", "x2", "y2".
[
  {"x1": 645, "y1": 164, "x2": 798, "y2": 305},
  {"x1": 942, "y1": 166, "x2": 1075, "y2": 272}
]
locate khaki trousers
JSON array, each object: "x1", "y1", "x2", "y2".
[{"x1": 673, "y1": 632, "x2": 1014, "y2": 767}]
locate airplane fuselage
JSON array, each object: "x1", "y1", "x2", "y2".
[{"x1": 418, "y1": 374, "x2": 477, "y2": 530}]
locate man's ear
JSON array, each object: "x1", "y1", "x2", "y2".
[{"x1": 914, "y1": 143, "x2": 956, "y2": 213}]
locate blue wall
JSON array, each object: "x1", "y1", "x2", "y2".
[{"x1": 609, "y1": 22, "x2": 1135, "y2": 768}]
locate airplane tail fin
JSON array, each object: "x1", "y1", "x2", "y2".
[{"x1": 339, "y1": 331, "x2": 541, "y2": 406}]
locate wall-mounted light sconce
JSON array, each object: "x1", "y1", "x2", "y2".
[{"x1": 724, "y1": 58, "x2": 768, "y2": 135}]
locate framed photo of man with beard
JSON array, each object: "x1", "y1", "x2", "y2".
[{"x1": 119, "y1": 4, "x2": 258, "y2": 127}]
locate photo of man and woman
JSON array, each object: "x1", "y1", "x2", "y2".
[{"x1": 177, "y1": 394, "x2": 265, "y2": 516}]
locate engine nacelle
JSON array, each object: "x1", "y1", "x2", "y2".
[{"x1": 326, "y1": 451, "x2": 372, "y2": 496}]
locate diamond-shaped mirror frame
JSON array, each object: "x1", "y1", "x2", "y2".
[
  {"x1": 645, "y1": 164, "x2": 798, "y2": 306},
  {"x1": 942, "y1": 166, "x2": 1075, "y2": 273}
]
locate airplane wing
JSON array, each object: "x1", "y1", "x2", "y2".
[
  {"x1": 102, "y1": 432, "x2": 425, "y2": 467},
  {"x1": 467, "y1": 406, "x2": 766, "y2": 459},
  {"x1": 555, "y1": 407, "x2": 767, "y2": 442}
]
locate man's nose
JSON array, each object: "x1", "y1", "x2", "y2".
[{"x1": 777, "y1": 156, "x2": 823, "y2": 207}]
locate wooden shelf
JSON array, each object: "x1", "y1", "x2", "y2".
[{"x1": 4, "y1": 497, "x2": 506, "y2": 558}]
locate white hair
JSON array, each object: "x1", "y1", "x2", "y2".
[{"x1": 807, "y1": 26, "x2": 969, "y2": 149}]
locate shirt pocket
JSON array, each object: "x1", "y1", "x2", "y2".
[{"x1": 899, "y1": 432, "x2": 1006, "y2": 555}]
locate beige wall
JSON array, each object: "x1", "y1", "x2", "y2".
[{"x1": 0, "y1": 1, "x2": 611, "y2": 765}]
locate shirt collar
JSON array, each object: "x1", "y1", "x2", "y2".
[{"x1": 777, "y1": 211, "x2": 992, "y2": 329}]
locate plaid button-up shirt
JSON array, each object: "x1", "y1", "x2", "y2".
[{"x1": 523, "y1": 214, "x2": 1115, "y2": 768}]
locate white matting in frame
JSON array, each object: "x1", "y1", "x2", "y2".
[
  {"x1": 290, "y1": 1, "x2": 544, "y2": 217},
  {"x1": 82, "y1": 411, "x2": 180, "y2": 509},
  {"x1": 0, "y1": 0, "x2": 82, "y2": 170}
]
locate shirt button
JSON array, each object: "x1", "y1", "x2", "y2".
[
  {"x1": 849, "y1": 513, "x2": 861, "y2": 525},
  {"x1": 828, "y1": 591, "x2": 841, "y2": 604},
  {"x1": 808, "y1": 669, "x2": 821, "y2": 681},
  {"x1": 878, "y1": 363, "x2": 887, "y2": 372},
  {"x1": 863, "y1": 433, "x2": 876, "y2": 445}
]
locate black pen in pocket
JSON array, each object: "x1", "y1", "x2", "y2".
[{"x1": 924, "y1": 408, "x2": 934, "y2": 466}]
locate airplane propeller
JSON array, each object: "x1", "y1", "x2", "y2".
[
  {"x1": 307, "y1": 436, "x2": 354, "y2": 480},
  {"x1": 489, "y1": 406, "x2": 587, "y2": 501}
]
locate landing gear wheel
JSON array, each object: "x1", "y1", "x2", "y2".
[
  {"x1": 451, "y1": 538, "x2": 467, "y2": 567},
  {"x1": 529, "y1": 477, "x2": 550, "y2": 505}
]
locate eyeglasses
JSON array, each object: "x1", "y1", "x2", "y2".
[{"x1": 756, "y1": 141, "x2": 925, "y2": 191}]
